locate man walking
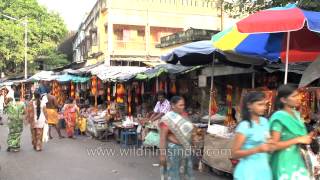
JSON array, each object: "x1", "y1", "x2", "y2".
[{"x1": 46, "y1": 87, "x2": 64, "y2": 139}]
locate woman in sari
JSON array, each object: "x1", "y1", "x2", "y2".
[
  {"x1": 232, "y1": 92, "x2": 273, "y2": 180},
  {"x1": 159, "y1": 96, "x2": 194, "y2": 180},
  {"x1": 26, "y1": 91, "x2": 48, "y2": 151},
  {"x1": 62, "y1": 98, "x2": 79, "y2": 138},
  {"x1": 270, "y1": 84, "x2": 313, "y2": 180}
]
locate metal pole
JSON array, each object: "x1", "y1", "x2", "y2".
[
  {"x1": 284, "y1": 32, "x2": 290, "y2": 84},
  {"x1": 252, "y1": 66, "x2": 255, "y2": 88},
  {"x1": 24, "y1": 17, "x2": 28, "y2": 79},
  {"x1": 208, "y1": 59, "x2": 215, "y2": 126}
]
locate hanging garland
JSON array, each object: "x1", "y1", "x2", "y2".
[
  {"x1": 20, "y1": 83, "x2": 25, "y2": 101},
  {"x1": 210, "y1": 88, "x2": 219, "y2": 116},
  {"x1": 107, "y1": 82, "x2": 111, "y2": 114},
  {"x1": 298, "y1": 89, "x2": 312, "y2": 121},
  {"x1": 91, "y1": 76, "x2": 97, "y2": 96},
  {"x1": 170, "y1": 79, "x2": 177, "y2": 95},
  {"x1": 224, "y1": 85, "x2": 236, "y2": 127},
  {"x1": 127, "y1": 86, "x2": 132, "y2": 116},
  {"x1": 70, "y1": 82, "x2": 75, "y2": 98},
  {"x1": 116, "y1": 84, "x2": 125, "y2": 103}
]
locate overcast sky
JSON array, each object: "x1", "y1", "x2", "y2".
[{"x1": 37, "y1": 0, "x2": 96, "y2": 31}]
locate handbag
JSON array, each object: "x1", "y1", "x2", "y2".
[{"x1": 300, "y1": 144, "x2": 320, "y2": 178}]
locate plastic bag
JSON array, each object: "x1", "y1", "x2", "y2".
[{"x1": 42, "y1": 123, "x2": 49, "y2": 143}]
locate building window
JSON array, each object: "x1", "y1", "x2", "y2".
[{"x1": 92, "y1": 32, "x2": 97, "y2": 46}]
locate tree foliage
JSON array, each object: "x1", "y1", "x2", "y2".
[
  {"x1": 207, "y1": 0, "x2": 320, "y2": 18},
  {"x1": 0, "y1": 0, "x2": 68, "y2": 75}
]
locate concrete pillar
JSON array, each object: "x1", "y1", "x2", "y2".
[{"x1": 106, "y1": 18, "x2": 113, "y2": 66}]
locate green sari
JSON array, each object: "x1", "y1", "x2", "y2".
[{"x1": 269, "y1": 110, "x2": 310, "y2": 180}]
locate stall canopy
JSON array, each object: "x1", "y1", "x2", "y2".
[
  {"x1": 161, "y1": 40, "x2": 215, "y2": 66},
  {"x1": 90, "y1": 65, "x2": 148, "y2": 82},
  {"x1": 299, "y1": 56, "x2": 320, "y2": 87},
  {"x1": 28, "y1": 71, "x2": 57, "y2": 81},
  {"x1": 135, "y1": 64, "x2": 200, "y2": 80},
  {"x1": 56, "y1": 74, "x2": 89, "y2": 83}
]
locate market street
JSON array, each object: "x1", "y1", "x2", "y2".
[{"x1": 0, "y1": 123, "x2": 231, "y2": 180}]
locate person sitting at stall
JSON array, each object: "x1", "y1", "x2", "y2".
[
  {"x1": 105, "y1": 97, "x2": 120, "y2": 122},
  {"x1": 149, "y1": 91, "x2": 171, "y2": 122}
]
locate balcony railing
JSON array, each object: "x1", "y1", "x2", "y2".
[{"x1": 114, "y1": 40, "x2": 146, "y2": 52}]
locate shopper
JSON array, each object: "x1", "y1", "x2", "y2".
[
  {"x1": 46, "y1": 87, "x2": 64, "y2": 139},
  {"x1": 62, "y1": 98, "x2": 79, "y2": 138},
  {"x1": 159, "y1": 96, "x2": 194, "y2": 180},
  {"x1": 232, "y1": 91, "x2": 273, "y2": 180},
  {"x1": 26, "y1": 91, "x2": 48, "y2": 151},
  {"x1": 5, "y1": 97, "x2": 25, "y2": 152},
  {"x1": 270, "y1": 84, "x2": 313, "y2": 180}
]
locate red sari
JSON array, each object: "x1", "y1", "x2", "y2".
[{"x1": 63, "y1": 104, "x2": 78, "y2": 137}]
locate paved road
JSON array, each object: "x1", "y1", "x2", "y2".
[{"x1": 0, "y1": 122, "x2": 231, "y2": 180}]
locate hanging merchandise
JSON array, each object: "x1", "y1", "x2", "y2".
[
  {"x1": 113, "y1": 84, "x2": 116, "y2": 97},
  {"x1": 133, "y1": 82, "x2": 141, "y2": 105},
  {"x1": 224, "y1": 85, "x2": 236, "y2": 127},
  {"x1": 141, "y1": 82, "x2": 145, "y2": 96},
  {"x1": 97, "y1": 78, "x2": 102, "y2": 90},
  {"x1": 210, "y1": 88, "x2": 219, "y2": 116},
  {"x1": 159, "y1": 80, "x2": 165, "y2": 92},
  {"x1": 70, "y1": 82, "x2": 75, "y2": 98},
  {"x1": 170, "y1": 79, "x2": 177, "y2": 95},
  {"x1": 20, "y1": 83, "x2": 25, "y2": 101},
  {"x1": 107, "y1": 83, "x2": 111, "y2": 114},
  {"x1": 298, "y1": 89, "x2": 312, "y2": 121},
  {"x1": 164, "y1": 80, "x2": 168, "y2": 94},
  {"x1": 264, "y1": 90, "x2": 276, "y2": 116},
  {"x1": 75, "y1": 83, "x2": 80, "y2": 100},
  {"x1": 91, "y1": 76, "x2": 97, "y2": 96},
  {"x1": 152, "y1": 80, "x2": 157, "y2": 95},
  {"x1": 116, "y1": 84, "x2": 125, "y2": 103},
  {"x1": 127, "y1": 86, "x2": 132, "y2": 116}
]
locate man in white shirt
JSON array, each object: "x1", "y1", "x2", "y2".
[{"x1": 149, "y1": 91, "x2": 171, "y2": 122}]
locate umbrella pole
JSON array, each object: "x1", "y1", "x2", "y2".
[
  {"x1": 251, "y1": 66, "x2": 255, "y2": 88},
  {"x1": 284, "y1": 32, "x2": 291, "y2": 84},
  {"x1": 208, "y1": 59, "x2": 215, "y2": 127}
]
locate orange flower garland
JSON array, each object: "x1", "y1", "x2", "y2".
[
  {"x1": 91, "y1": 76, "x2": 97, "y2": 96},
  {"x1": 170, "y1": 80, "x2": 177, "y2": 95},
  {"x1": 127, "y1": 87, "x2": 132, "y2": 116},
  {"x1": 116, "y1": 84, "x2": 125, "y2": 103},
  {"x1": 107, "y1": 83, "x2": 111, "y2": 114},
  {"x1": 70, "y1": 82, "x2": 75, "y2": 98},
  {"x1": 224, "y1": 85, "x2": 236, "y2": 127}
]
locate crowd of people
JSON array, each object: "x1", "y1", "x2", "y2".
[
  {"x1": 0, "y1": 85, "x2": 82, "y2": 152},
  {"x1": 0, "y1": 83, "x2": 317, "y2": 179},
  {"x1": 232, "y1": 84, "x2": 318, "y2": 180}
]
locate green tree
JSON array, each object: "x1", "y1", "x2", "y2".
[
  {"x1": 0, "y1": 0, "x2": 68, "y2": 75},
  {"x1": 204, "y1": 0, "x2": 320, "y2": 18}
]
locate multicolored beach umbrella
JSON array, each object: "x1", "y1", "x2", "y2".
[{"x1": 213, "y1": 3, "x2": 320, "y2": 84}]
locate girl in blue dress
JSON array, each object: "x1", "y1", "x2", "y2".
[{"x1": 232, "y1": 91, "x2": 273, "y2": 180}]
